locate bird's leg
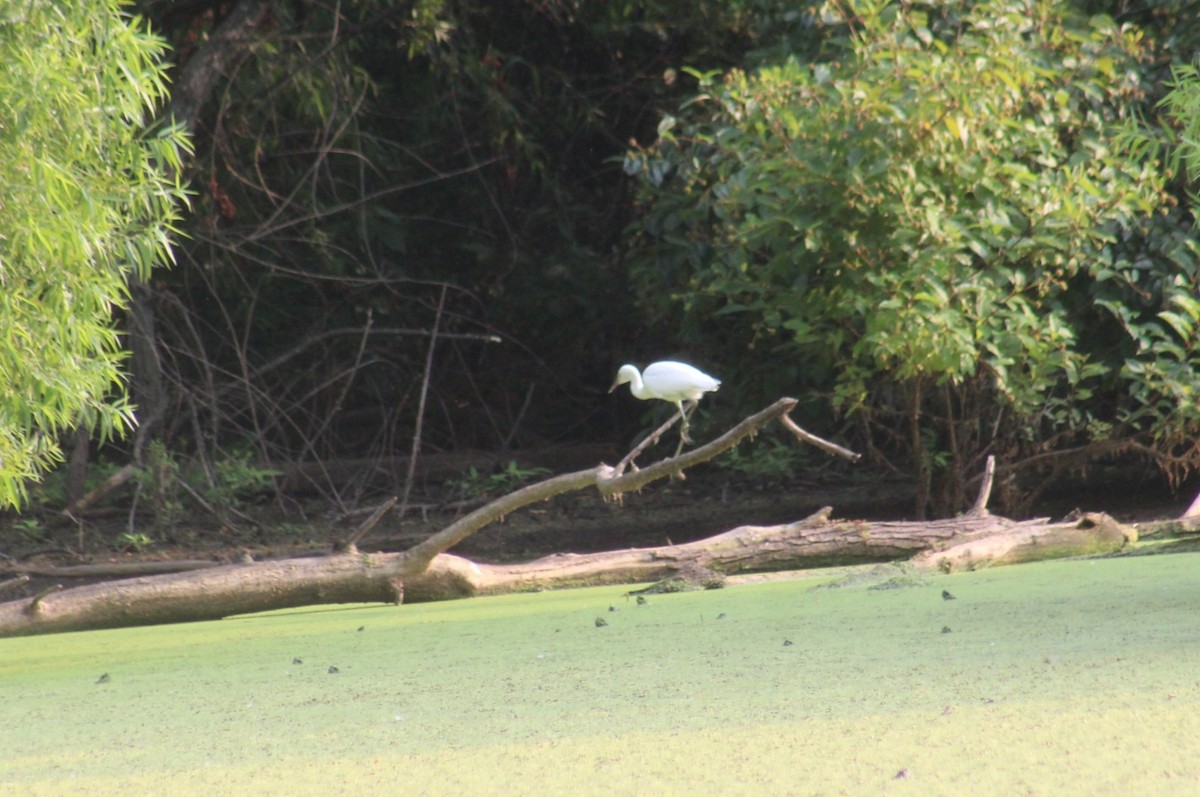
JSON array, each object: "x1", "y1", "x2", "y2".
[
  {"x1": 678, "y1": 400, "x2": 698, "y2": 444},
  {"x1": 671, "y1": 402, "x2": 701, "y2": 474}
]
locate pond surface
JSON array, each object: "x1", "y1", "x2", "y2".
[{"x1": 2, "y1": 552, "x2": 1199, "y2": 795}]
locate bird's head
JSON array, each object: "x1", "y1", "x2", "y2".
[{"x1": 609, "y1": 364, "x2": 639, "y2": 393}]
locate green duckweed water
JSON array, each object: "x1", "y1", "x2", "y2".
[{"x1": 2, "y1": 553, "x2": 1199, "y2": 795}]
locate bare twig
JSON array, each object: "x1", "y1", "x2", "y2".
[
  {"x1": 224, "y1": 325, "x2": 501, "y2": 395},
  {"x1": 62, "y1": 464, "x2": 139, "y2": 517},
  {"x1": 0, "y1": 576, "x2": 29, "y2": 596},
  {"x1": 777, "y1": 415, "x2": 862, "y2": 462},
  {"x1": 963, "y1": 438, "x2": 1151, "y2": 487},
  {"x1": 235, "y1": 158, "x2": 503, "y2": 245},
  {"x1": 501, "y1": 382, "x2": 537, "y2": 450},
  {"x1": 173, "y1": 475, "x2": 260, "y2": 531},
  {"x1": 342, "y1": 496, "x2": 399, "y2": 552},
  {"x1": 291, "y1": 311, "x2": 375, "y2": 513},
  {"x1": 399, "y1": 287, "x2": 448, "y2": 523},
  {"x1": 615, "y1": 410, "x2": 686, "y2": 476}
]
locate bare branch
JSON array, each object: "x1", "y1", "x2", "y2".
[
  {"x1": 969, "y1": 455, "x2": 996, "y2": 517},
  {"x1": 614, "y1": 411, "x2": 687, "y2": 476},
  {"x1": 399, "y1": 287, "x2": 447, "y2": 524},
  {"x1": 778, "y1": 414, "x2": 862, "y2": 462},
  {"x1": 10, "y1": 562, "x2": 218, "y2": 579},
  {"x1": 0, "y1": 576, "x2": 29, "y2": 596},
  {"x1": 0, "y1": 396, "x2": 1143, "y2": 637},
  {"x1": 165, "y1": 0, "x2": 275, "y2": 136},
  {"x1": 342, "y1": 496, "x2": 399, "y2": 551},
  {"x1": 402, "y1": 398, "x2": 800, "y2": 570},
  {"x1": 235, "y1": 158, "x2": 503, "y2": 246},
  {"x1": 62, "y1": 464, "x2": 139, "y2": 517},
  {"x1": 241, "y1": 326, "x2": 501, "y2": 389}
]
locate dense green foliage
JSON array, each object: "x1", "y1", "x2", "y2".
[
  {"x1": 627, "y1": 0, "x2": 1200, "y2": 513},
  {"x1": 7, "y1": 0, "x2": 1200, "y2": 527},
  {"x1": 0, "y1": 1, "x2": 188, "y2": 506},
  {"x1": 1161, "y1": 61, "x2": 1200, "y2": 197}
]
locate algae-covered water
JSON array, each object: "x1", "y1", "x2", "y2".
[{"x1": 2, "y1": 553, "x2": 1199, "y2": 795}]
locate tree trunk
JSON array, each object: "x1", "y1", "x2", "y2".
[{"x1": 125, "y1": 0, "x2": 278, "y2": 458}]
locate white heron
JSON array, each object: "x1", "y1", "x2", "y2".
[{"x1": 609, "y1": 360, "x2": 721, "y2": 443}]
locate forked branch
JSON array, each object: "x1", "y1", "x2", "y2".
[{"x1": 405, "y1": 398, "x2": 821, "y2": 568}]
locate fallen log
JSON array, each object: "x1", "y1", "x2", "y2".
[
  {"x1": 0, "y1": 553, "x2": 411, "y2": 636},
  {"x1": 409, "y1": 509, "x2": 1136, "y2": 598},
  {"x1": 0, "y1": 504, "x2": 1137, "y2": 636},
  {"x1": 0, "y1": 401, "x2": 1139, "y2": 637}
]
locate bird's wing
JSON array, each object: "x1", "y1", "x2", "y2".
[{"x1": 643, "y1": 361, "x2": 720, "y2": 399}]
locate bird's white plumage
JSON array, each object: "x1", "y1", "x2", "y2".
[
  {"x1": 614, "y1": 361, "x2": 720, "y2": 403},
  {"x1": 610, "y1": 360, "x2": 720, "y2": 443}
]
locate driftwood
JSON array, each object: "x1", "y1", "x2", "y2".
[
  {"x1": 0, "y1": 400, "x2": 1140, "y2": 637},
  {"x1": 407, "y1": 508, "x2": 1135, "y2": 596}
]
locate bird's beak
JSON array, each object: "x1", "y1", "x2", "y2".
[{"x1": 608, "y1": 379, "x2": 619, "y2": 394}]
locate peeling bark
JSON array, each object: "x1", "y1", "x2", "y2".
[{"x1": 912, "y1": 512, "x2": 1136, "y2": 573}]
